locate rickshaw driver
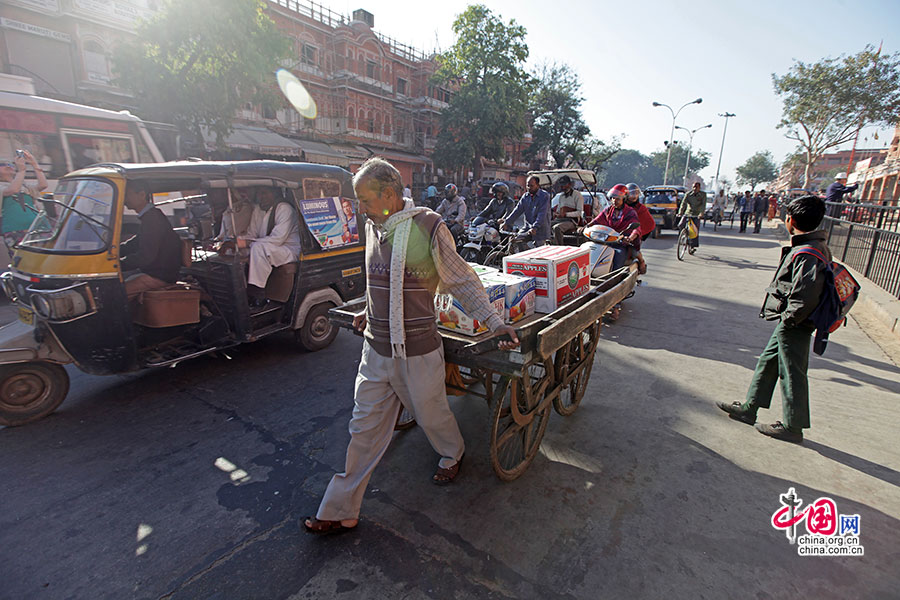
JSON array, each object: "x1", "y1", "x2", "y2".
[
  {"x1": 304, "y1": 157, "x2": 519, "y2": 535},
  {"x1": 120, "y1": 181, "x2": 184, "y2": 300},
  {"x1": 238, "y1": 186, "x2": 301, "y2": 307},
  {"x1": 550, "y1": 174, "x2": 583, "y2": 245}
]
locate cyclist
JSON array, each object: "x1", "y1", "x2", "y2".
[
  {"x1": 711, "y1": 189, "x2": 727, "y2": 225},
  {"x1": 584, "y1": 183, "x2": 641, "y2": 270},
  {"x1": 677, "y1": 181, "x2": 706, "y2": 253}
]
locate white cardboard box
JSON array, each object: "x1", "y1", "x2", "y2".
[
  {"x1": 503, "y1": 246, "x2": 591, "y2": 313},
  {"x1": 479, "y1": 271, "x2": 536, "y2": 323},
  {"x1": 435, "y1": 281, "x2": 505, "y2": 336}
]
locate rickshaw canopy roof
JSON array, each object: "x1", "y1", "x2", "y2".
[
  {"x1": 527, "y1": 169, "x2": 597, "y2": 187},
  {"x1": 65, "y1": 160, "x2": 352, "y2": 192}
]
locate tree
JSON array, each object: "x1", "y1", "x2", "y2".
[
  {"x1": 432, "y1": 5, "x2": 531, "y2": 179},
  {"x1": 736, "y1": 151, "x2": 778, "y2": 190},
  {"x1": 112, "y1": 0, "x2": 291, "y2": 149},
  {"x1": 596, "y1": 148, "x2": 662, "y2": 187},
  {"x1": 526, "y1": 62, "x2": 591, "y2": 168},
  {"x1": 649, "y1": 144, "x2": 710, "y2": 184},
  {"x1": 772, "y1": 45, "x2": 900, "y2": 187}
]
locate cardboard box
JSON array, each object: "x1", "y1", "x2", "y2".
[
  {"x1": 133, "y1": 287, "x2": 201, "y2": 328},
  {"x1": 435, "y1": 280, "x2": 505, "y2": 336},
  {"x1": 479, "y1": 271, "x2": 535, "y2": 324},
  {"x1": 503, "y1": 246, "x2": 590, "y2": 313},
  {"x1": 467, "y1": 263, "x2": 498, "y2": 278}
]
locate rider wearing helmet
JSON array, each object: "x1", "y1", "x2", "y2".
[
  {"x1": 436, "y1": 183, "x2": 467, "y2": 239},
  {"x1": 585, "y1": 183, "x2": 641, "y2": 270},
  {"x1": 550, "y1": 174, "x2": 584, "y2": 245},
  {"x1": 624, "y1": 183, "x2": 652, "y2": 274},
  {"x1": 474, "y1": 182, "x2": 516, "y2": 226}
]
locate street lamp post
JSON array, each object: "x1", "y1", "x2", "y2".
[
  {"x1": 653, "y1": 97, "x2": 703, "y2": 185},
  {"x1": 713, "y1": 112, "x2": 736, "y2": 192},
  {"x1": 675, "y1": 123, "x2": 712, "y2": 184}
]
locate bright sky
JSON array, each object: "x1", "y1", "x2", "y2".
[{"x1": 327, "y1": 0, "x2": 899, "y2": 184}]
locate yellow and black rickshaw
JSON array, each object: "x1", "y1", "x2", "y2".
[{"x1": 0, "y1": 160, "x2": 365, "y2": 426}]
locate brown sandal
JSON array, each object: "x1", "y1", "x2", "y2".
[
  {"x1": 303, "y1": 517, "x2": 357, "y2": 535},
  {"x1": 433, "y1": 454, "x2": 463, "y2": 486}
]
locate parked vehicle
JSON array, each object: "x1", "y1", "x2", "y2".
[
  {"x1": 643, "y1": 185, "x2": 684, "y2": 236},
  {"x1": 0, "y1": 160, "x2": 365, "y2": 426}
]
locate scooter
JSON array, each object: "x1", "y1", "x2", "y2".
[{"x1": 580, "y1": 224, "x2": 639, "y2": 320}]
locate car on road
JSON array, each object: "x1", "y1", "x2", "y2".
[{"x1": 643, "y1": 185, "x2": 684, "y2": 236}]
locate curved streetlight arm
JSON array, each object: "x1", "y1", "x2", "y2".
[{"x1": 653, "y1": 98, "x2": 703, "y2": 185}]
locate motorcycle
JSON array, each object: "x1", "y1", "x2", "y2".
[{"x1": 459, "y1": 219, "x2": 501, "y2": 263}]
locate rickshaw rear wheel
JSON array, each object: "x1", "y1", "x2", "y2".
[
  {"x1": 0, "y1": 362, "x2": 69, "y2": 427},
  {"x1": 295, "y1": 302, "x2": 338, "y2": 352}
]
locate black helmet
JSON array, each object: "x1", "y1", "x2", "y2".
[
  {"x1": 444, "y1": 183, "x2": 458, "y2": 198},
  {"x1": 625, "y1": 182, "x2": 642, "y2": 204},
  {"x1": 491, "y1": 182, "x2": 509, "y2": 198}
]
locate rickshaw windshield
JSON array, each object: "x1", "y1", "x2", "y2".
[{"x1": 20, "y1": 178, "x2": 115, "y2": 253}]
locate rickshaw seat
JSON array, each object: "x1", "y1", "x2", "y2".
[{"x1": 265, "y1": 262, "x2": 298, "y2": 303}]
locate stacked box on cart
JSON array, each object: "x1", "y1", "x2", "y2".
[
  {"x1": 479, "y1": 271, "x2": 535, "y2": 324},
  {"x1": 502, "y1": 246, "x2": 590, "y2": 313},
  {"x1": 435, "y1": 281, "x2": 505, "y2": 336}
]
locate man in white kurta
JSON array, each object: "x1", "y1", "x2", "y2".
[{"x1": 240, "y1": 187, "x2": 301, "y2": 293}]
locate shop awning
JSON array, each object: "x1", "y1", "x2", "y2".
[
  {"x1": 203, "y1": 125, "x2": 301, "y2": 157},
  {"x1": 292, "y1": 139, "x2": 349, "y2": 168}
]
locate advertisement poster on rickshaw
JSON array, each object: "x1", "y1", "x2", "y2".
[{"x1": 298, "y1": 197, "x2": 359, "y2": 248}]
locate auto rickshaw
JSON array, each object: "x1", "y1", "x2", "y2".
[{"x1": 0, "y1": 160, "x2": 366, "y2": 426}]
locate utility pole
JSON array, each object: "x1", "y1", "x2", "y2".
[
  {"x1": 653, "y1": 98, "x2": 702, "y2": 185},
  {"x1": 713, "y1": 112, "x2": 735, "y2": 192}
]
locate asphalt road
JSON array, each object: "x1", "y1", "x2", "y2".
[{"x1": 2, "y1": 221, "x2": 899, "y2": 599}]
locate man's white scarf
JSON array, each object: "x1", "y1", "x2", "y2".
[{"x1": 380, "y1": 199, "x2": 427, "y2": 359}]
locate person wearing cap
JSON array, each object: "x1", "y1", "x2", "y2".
[
  {"x1": 825, "y1": 173, "x2": 858, "y2": 217},
  {"x1": 550, "y1": 175, "x2": 583, "y2": 245},
  {"x1": 1, "y1": 150, "x2": 48, "y2": 251}
]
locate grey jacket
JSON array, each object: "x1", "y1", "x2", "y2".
[{"x1": 761, "y1": 230, "x2": 830, "y2": 327}]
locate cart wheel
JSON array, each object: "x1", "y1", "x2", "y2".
[
  {"x1": 676, "y1": 229, "x2": 689, "y2": 261},
  {"x1": 0, "y1": 362, "x2": 69, "y2": 427},
  {"x1": 553, "y1": 326, "x2": 599, "y2": 416},
  {"x1": 489, "y1": 364, "x2": 552, "y2": 481},
  {"x1": 395, "y1": 405, "x2": 416, "y2": 431}
]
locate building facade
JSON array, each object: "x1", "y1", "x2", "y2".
[{"x1": 849, "y1": 123, "x2": 900, "y2": 204}]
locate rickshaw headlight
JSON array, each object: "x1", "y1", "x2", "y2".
[
  {"x1": 29, "y1": 285, "x2": 94, "y2": 321},
  {"x1": 0, "y1": 273, "x2": 16, "y2": 302}
]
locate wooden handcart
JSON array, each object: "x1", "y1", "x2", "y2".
[{"x1": 329, "y1": 264, "x2": 640, "y2": 481}]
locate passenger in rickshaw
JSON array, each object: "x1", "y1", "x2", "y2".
[
  {"x1": 238, "y1": 186, "x2": 301, "y2": 308},
  {"x1": 550, "y1": 175, "x2": 583, "y2": 245},
  {"x1": 120, "y1": 181, "x2": 184, "y2": 299},
  {"x1": 583, "y1": 183, "x2": 641, "y2": 271},
  {"x1": 215, "y1": 188, "x2": 259, "y2": 254}
]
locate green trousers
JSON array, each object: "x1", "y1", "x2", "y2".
[{"x1": 741, "y1": 321, "x2": 814, "y2": 430}]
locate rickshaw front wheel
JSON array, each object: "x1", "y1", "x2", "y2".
[
  {"x1": 0, "y1": 362, "x2": 69, "y2": 427},
  {"x1": 295, "y1": 302, "x2": 338, "y2": 352}
]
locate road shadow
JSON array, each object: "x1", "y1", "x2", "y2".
[{"x1": 803, "y1": 440, "x2": 900, "y2": 488}]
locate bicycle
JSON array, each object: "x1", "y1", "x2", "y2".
[{"x1": 675, "y1": 214, "x2": 699, "y2": 261}]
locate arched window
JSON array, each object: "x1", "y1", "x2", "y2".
[
  {"x1": 347, "y1": 107, "x2": 356, "y2": 130},
  {"x1": 83, "y1": 40, "x2": 110, "y2": 84}
]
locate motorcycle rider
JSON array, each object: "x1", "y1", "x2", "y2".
[
  {"x1": 435, "y1": 183, "x2": 467, "y2": 240},
  {"x1": 624, "y1": 183, "x2": 651, "y2": 274},
  {"x1": 473, "y1": 182, "x2": 516, "y2": 226},
  {"x1": 583, "y1": 183, "x2": 641, "y2": 271}
]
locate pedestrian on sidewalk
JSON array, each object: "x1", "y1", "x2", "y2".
[
  {"x1": 304, "y1": 157, "x2": 519, "y2": 535},
  {"x1": 739, "y1": 190, "x2": 753, "y2": 233},
  {"x1": 716, "y1": 195, "x2": 829, "y2": 444},
  {"x1": 753, "y1": 189, "x2": 768, "y2": 233}
]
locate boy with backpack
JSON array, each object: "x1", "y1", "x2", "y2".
[{"x1": 716, "y1": 195, "x2": 833, "y2": 443}]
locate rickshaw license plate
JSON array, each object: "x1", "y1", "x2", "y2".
[{"x1": 18, "y1": 307, "x2": 34, "y2": 325}]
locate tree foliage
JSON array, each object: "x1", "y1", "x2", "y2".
[
  {"x1": 772, "y1": 45, "x2": 900, "y2": 187},
  {"x1": 432, "y1": 5, "x2": 531, "y2": 177},
  {"x1": 736, "y1": 151, "x2": 778, "y2": 189},
  {"x1": 597, "y1": 148, "x2": 662, "y2": 187},
  {"x1": 649, "y1": 144, "x2": 710, "y2": 184},
  {"x1": 112, "y1": 0, "x2": 291, "y2": 148},
  {"x1": 527, "y1": 62, "x2": 591, "y2": 168}
]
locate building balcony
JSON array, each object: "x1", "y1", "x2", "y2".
[
  {"x1": 329, "y1": 70, "x2": 393, "y2": 93},
  {"x1": 411, "y1": 96, "x2": 449, "y2": 110}
]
